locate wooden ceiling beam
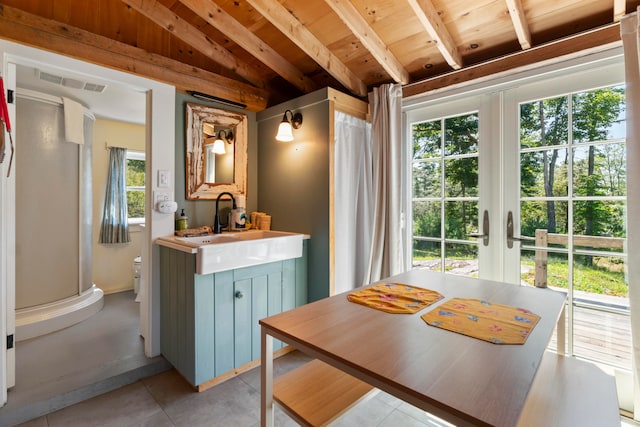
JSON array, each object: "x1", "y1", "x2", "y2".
[
  {"x1": 406, "y1": 0, "x2": 463, "y2": 70},
  {"x1": 0, "y1": 4, "x2": 268, "y2": 111},
  {"x1": 178, "y1": 0, "x2": 317, "y2": 94},
  {"x1": 613, "y1": 0, "x2": 626, "y2": 22},
  {"x1": 403, "y1": 23, "x2": 621, "y2": 99},
  {"x1": 122, "y1": 0, "x2": 265, "y2": 88},
  {"x1": 247, "y1": 0, "x2": 367, "y2": 97},
  {"x1": 505, "y1": 0, "x2": 532, "y2": 49},
  {"x1": 323, "y1": 0, "x2": 409, "y2": 84}
]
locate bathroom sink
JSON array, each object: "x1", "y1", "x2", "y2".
[{"x1": 158, "y1": 230, "x2": 304, "y2": 274}]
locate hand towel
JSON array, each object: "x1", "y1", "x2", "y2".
[{"x1": 63, "y1": 97, "x2": 85, "y2": 144}]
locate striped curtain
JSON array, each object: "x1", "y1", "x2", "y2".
[{"x1": 99, "y1": 147, "x2": 130, "y2": 244}]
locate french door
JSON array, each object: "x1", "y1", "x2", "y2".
[{"x1": 407, "y1": 53, "x2": 631, "y2": 410}]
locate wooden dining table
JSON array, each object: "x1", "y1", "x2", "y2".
[{"x1": 260, "y1": 269, "x2": 567, "y2": 427}]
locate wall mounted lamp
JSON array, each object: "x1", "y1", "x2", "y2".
[
  {"x1": 275, "y1": 110, "x2": 303, "y2": 142},
  {"x1": 206, "y1": 129, "x2": 234, "y2": 154}
]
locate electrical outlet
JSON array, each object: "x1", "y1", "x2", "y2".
[{"x1": 154, "y1": 191, "x2": 170, "y2": 206}]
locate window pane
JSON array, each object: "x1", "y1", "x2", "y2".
[
  {"x1": 126, "y1": 159, "x2": 145, "y2": 186},
  {"x1": 444, "y1": 243, "x2": 478, "y2": 277},
  {"x1": 572, "y1": 86, "x2": 625, "y2": 143},
  {"x1": 445, "y1": 157, "x2": 478, "y2": 197},
  {"x1": 519, "y1": 200, "x2": 569, "y2": 243},
  {"x1": 413, "y1": 161, "x2": 440, "y2": 198},
  {"x1": 574, "y1": 254, "x2": 627, "y2": 298},
  {"x1": 413, "y1": 201, "x2": 441, "y2": 238},
  {"x1": 444, "y1": 114, "x2": 478, "y2": 156},
  {"x1": 127, "y1": 190, "x2": 145, "y2": 218},
  {"x1": 413, "y1": 239, "x2": 441, "y2": 271},
  {"x1": 520, "y1": 97, "x2": 568, "y2": 149},
  {"x1": 413, "y1": 120, "x2": 441, "y2": 160},
  {"x1": 572, "y1": 144, "x2": 626, "y2": 197},
  {"x1": 572, "y1": 200, "x2": 626, "y2": 241},
  {"x1": 520, "y1": 149, "x2": 568, "y2": 197},
  {"x1": 444, "y1": 201, "x2": 477, "y2": 240}
]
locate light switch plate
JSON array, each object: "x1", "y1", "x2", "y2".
[{"x1": 158, "y1": 170, "x2": 170, "y2": 188}]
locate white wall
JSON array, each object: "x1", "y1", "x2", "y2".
[{"x1": 92, "y1": 119, "x2": 145, "y2": 295}]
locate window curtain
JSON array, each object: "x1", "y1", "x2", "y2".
[
  {"x1": 621, "y1": 10, "x2": 640, "y2": 420},
  {"x1": 334, "y1": 111, "x2": 373, "y2": 293},
  {"x1": 365, "y1": 83, "x2": 405, "y2": 282},
  {"x1": 99, "y1": 147, "x2": 130, "y2": 244}
]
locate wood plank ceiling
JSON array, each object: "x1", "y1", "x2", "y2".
[{"x1": 0, "y1": 0, "x2": 636, "y2": 111}]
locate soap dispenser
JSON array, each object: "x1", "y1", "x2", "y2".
[
  {"x1": 231, "y1": 196, "x2": 247, "y2": 231},
  {"x1": 176, "y1": 209, "x2": 188, "y2": 231}
]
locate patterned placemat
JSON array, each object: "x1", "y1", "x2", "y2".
[
  {"x1": 421, "y1": 298, "x2": 540, "y2": 344},
  {"x1": 347, "y1": 282, "x2": 444, "y2": 314}
]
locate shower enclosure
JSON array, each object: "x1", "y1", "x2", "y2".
[{"x1": 14, "y1": 90, "x2": 103, "y2": 341}]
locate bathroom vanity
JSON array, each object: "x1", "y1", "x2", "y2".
[{"x1": 156, "y1": 230, "x2": 308, "y2": 390}]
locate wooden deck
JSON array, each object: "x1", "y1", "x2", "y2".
[{"x1": 548, "y1": 304, "x2": 632, "y2": 370}]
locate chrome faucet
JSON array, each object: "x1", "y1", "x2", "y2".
[{"x1": 213, "y1": 192, "x2": 236, "y2": 234}]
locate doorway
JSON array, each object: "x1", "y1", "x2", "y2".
[
  {"x1": 0, "y1": 38, "x2": 176, "y2": 415},
  {"x1": 406, "y1": 50, "x2": 632, "y2": 410}
]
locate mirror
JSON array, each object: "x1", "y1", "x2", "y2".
[{"x1": 185, "y1": 103, "x2": 247, "y2": 200}]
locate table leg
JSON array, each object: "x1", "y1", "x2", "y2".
[
  {"x1": 557, "y1": 303, "x2": 566, "y2": 355},
  {"x1": 261, "y1": 327, "x2": 274, "y2": 427}
]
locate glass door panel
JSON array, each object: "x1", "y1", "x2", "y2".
[
  {"x1": 516, "y1": 85, "x2": 630, "y2": 372},
  {"x1": 411, "y1": 112, "x2": 480, "y2": 277}
]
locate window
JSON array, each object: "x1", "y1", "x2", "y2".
[{"x1": 126, "y1": 151, "x2": 145, "y2": 222}]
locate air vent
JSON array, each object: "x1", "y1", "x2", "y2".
[
  {"x1": 62, "y1": 77, "x2": 84, "y2": 89},
  {"x1": 83, "y1": 82, "x2": 107, "y2": 93},
  {"x1": 37, "y1": 70, "x2": 107, "y2": 94},
  {"x1": 38, "y1": 71, "x2": 63, "y2": 85}
]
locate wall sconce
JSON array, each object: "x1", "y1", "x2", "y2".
[
  {"x1": 276, "y1": 110, "x2": 303, "y2": 142},
  {"x1": 206, "y1": 129, "x2": 234, "y2": 154}
]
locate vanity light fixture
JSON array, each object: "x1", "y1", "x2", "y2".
[
  {"x1": 212, "y1": 130, "x2": 234, "y2": 154},
  {"x1": 275, "y1": 110, "x2": 303, "y2": 142}
]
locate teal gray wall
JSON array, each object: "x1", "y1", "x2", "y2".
[
  {"x1": 174, "y1": 92, "x2": 258, "y2": 229},
  {"x1": 257, "y1": 90, "x2": 332, "y2": 302}
]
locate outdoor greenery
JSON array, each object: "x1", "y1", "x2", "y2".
[
  {"x1": 412, "y1": 85, "x2": 627, "y2": 296},
  {"x1": 126, "y1": 158, "x2": 145, "y2": 218}
]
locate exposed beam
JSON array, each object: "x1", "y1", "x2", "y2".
[
  {"x1": 323, "y1": 0, "x2": 409, "y2": 84},
  {"x1": 613, "y1": 0, "x2": 626, "y2": 22},
  {"x1": 505, "y1": 0, "x2": 532, "y2": 49},
  {"x1": 0, "y1": 4, "x2": 268, "y2": 111},
  {"x1": 178, "y1": 0, "x2": 317, "y2": 94},
  {"x1": 247, "y1": 0, "x2": 367, "y2": 97},
  {"x1": 406, "y1": 0, "x2": 463, "y2": 70},
  {"x1": 122, "y1": 0, "x2": 265, "y2": 88},
  {"x1": 403, "y1": 23, "x2": 621, "y2": 99}
]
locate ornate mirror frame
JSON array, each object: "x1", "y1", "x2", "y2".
[{"x1": 185, "y1": 103, "x2": 248, "y2": 200}]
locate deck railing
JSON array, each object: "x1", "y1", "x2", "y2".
[{"x1": 533, "y1": 229, "x2": 625, "y2": 288}]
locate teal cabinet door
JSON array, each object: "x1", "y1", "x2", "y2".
[{"x1": 159, "y1": 241, "x2": 308, "y2": 387}]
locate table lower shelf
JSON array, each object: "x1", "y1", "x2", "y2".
[{"x1": 273, "y1": 359, "x2": 375, "y2": 427}]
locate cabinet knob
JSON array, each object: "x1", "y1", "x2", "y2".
[{"x1": 235, "y1": 291, "x2": 244, "y2": 299}]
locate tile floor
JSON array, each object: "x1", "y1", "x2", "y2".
[
  {"x1": 14, "y1": 350, "x2": 460, "y2": 427},
  {"x1": 2, "y1": 291, "x2": 635, "y2": 427}
]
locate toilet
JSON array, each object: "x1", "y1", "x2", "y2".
[{"x1": 132, "y1": 256, "x2": 142, "y2": 294}]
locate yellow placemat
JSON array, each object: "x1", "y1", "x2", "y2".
[
  {"x1": 347, "y1": 283, "x2": 444, "y2": 314},
  {"x1": 421, "y1": 298, "x2": 540, "y2": 344}
]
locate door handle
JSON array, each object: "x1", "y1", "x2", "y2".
[
  {"x1": 469, "y1": 210, "x2": 489, "y2": 246},
  {"x1": 506, "y1": 211, "x2": 534, "y2": 249}
]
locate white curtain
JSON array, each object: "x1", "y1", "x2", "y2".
[
  {"x1": 334, "y1": 111, "x2": 373, "y2": 293},
  {"x1": 621, "y1": 11, "x2": 640, "y2": 420},
  {"x1": 366, "y1": 83, "x2": 405, "y2": 282}
]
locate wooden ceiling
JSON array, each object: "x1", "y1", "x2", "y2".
[{"x1": 0, "y1": 0, "x2": 636, "y2": 111}]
